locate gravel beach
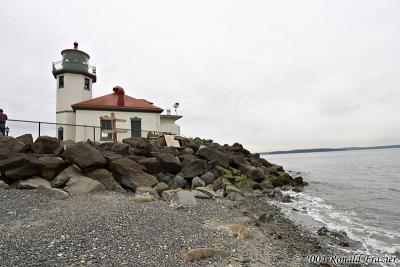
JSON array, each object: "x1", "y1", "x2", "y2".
[{"x1": 0, "y1": 189, "x2": 335, "y2": 267}]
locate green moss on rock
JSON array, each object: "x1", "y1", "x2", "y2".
[{"x1": 235, "y1": 178, "x2": 259, "y2": 189}]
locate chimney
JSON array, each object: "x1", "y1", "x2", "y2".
[{"x1": 113, "y1": 86, "x2": 125, "y2": 106}]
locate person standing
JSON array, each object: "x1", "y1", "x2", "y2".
[{"x1": 0, "y1": 109, "x2": 8, "y2": 135}]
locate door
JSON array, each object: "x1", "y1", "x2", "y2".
[{"x1": 131, "y1": 118, "x2": 142, "y2": 138}]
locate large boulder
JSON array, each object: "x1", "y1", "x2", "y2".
[
  {"x1": 38, "y1": 156, "x2": 68, "y2": 180},
  {"x1": 191, "y1": 176, "x2": 205, "y2": 189},
  {"x1": 168, "y1": 175, "x2": 187, "y2": 189},
  {"x1": 37, "y1": 185, "x2": 69, "y2": 200},
  {"x1": 64, "y1": 176, "x2": 106, "y2": 194},
  {"x1": 84, "y1": 168, "x2": 125, "y2": 192},
  {"x1": 156, "y1": 172, "x2": 174, "y2": 184},
  {"x1": 112, "y1": 143, "x2": 130, "y2": 155},
  {"x1": 16, "y1": 134, "x2": 34, "y2": 152},
  {"x1": 228, "y1": 155, "x2": 248, "y2": 168},
  {"x1": 62, "y1": 142, "x2": 107, "y2": 171},
  {"x1": 110, "y1": 160, "x2": 157, "y2": 190},
  {"x1": 123, "y1": 138, "x2": 154, "y2": 156},
  {"x1": 110, "y1": 158, "x2": 146, "y2": 171},
  {"x1": 14, "y1": 177, "x2": 51, "y2": 189},
  {"x1": 0, "y1": 136, "x2": 25, "y2": 153},
  {"x1": 153, "y1": 152, "x2": 182, "y2": 174},
  {"x1": 51, "y1": 165, "x2": 82, "y2": 188},
  {"x1": 197, "y1": 146, "x2": 229, "y2": 168},
  {"x1": 101, "y1": 151, "x2": 124, "y2": 164},
  {"x1": 137, "y1": 157, "x2": 165, "y2": 174},
  {"x1": 154, "y1": 182, "x2": 169, "y2": 194},
  {"x1": 178, "y1": 153, "x2": 199, "y2": 163},
  {"x1": 180, "y1": 159, "x2": 211, "y2": 178},
  {"x1": 200, "y1": 171, "x2": 215, "y2": 185},
  {"x1": 31, "y1": 136, "x2": 62, "y2": 155},
  {"x1": 0, "y1": 148, "x2": 12, "y2": 161},
  {"x1": 170, "y1": 190, "x2": 197, "y2": 208},
  {"x1": 0, "y1": 154, "x2": 43, "y2": 181}
]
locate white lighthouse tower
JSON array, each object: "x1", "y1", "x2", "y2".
[{"x1": 52, "y1": 42, "x2": 97, "y2": 141}]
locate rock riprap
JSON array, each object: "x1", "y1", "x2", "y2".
[{"x1": 0, "y1": 134, "x2": 306, "y2": 204}]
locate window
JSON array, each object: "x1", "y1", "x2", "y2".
[
  {"x1": 100, "y1": 119, "x2": 112, "y2": 141},
  {"x1": 58, "y1": 75, "x2": 64, "y2": 88},
  {"x1": 84, "y1": 78, "x2": 90, "y2": 90}
]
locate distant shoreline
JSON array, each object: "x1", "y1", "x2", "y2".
[{"x1": 261, "y1": 144, "x2": 400, "y2": 155}]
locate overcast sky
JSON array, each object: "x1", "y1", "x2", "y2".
[{"x1": 0, "y1": 0, "x2": 399, "y2": 152}]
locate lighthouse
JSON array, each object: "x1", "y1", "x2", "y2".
[{"x1": 52, "y1": 42, "x2": 97, "y2": 141}]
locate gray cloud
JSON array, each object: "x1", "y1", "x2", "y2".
[{"x1": 1, "y1": 0, "x2": 399, "y2": 152}]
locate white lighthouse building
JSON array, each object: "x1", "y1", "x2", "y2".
[{"x1": 52, "y1": 42, "x2": 181, "y2": 142}]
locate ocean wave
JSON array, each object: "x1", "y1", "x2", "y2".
[{"x1": 277, "y1": 191, "x2": 400, "y2": 259}]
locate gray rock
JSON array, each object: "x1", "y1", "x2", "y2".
[
  {"x1": 64, "y1": 176, "x2": 106, "y2": 194},
  {"x1": 192, "y1": 190, "x2": 211, "y2": 199},
  {"x1": 180, "y1": 159, "x2": 211, "y2": 178},
  {"x1": 0, "y1": 136, "x2": 26, "y2": 153},
  {"x1": 101, "y1": 151, "x2": 124, "y2": 164},
  {"x1": 112, "y1": 143, "x2": 130, "y2": 155},
  {"x1": 153, "y1": 152, "x2": 182, "y2": 174},
  {"x1": 169, "y1": 175, "x2": 187, "y2": 189},
  {"x1": 178, "y1": 153, "x2": 198, "y2": 163},
  {"x1": 156, "y1": 172, "x2": 174, "y2": 184},
  {"x1": 15, "y1": 134, "x2": 34, "y2": 151},
  {"x1": 51, "y1": 165, "x2": 82, "y2": 188},
  {"x1": 195, "y1": 187, "x2": 219, "y2": 198},
  {"x1": 110, "y1": 160, "x2": 158, "y2": 190},
  {"x1": 178, "y1": 147, "x2": 195, "y2": 155},
  {"x1": 135, "y1": 186, "x2": 159, "y2": 199},
  {"x1": 138, "y1": 157, "x2": 165, "y2": 174},
  {"x1": 197, "y1": 146, "x2": 229, "y2": 168},
  {"x1": 84, "y1": 168, "x2": 125, "y2": 192},
  {"x1": 110, "y1": 158, "x2": 146, "y2": 171},
  {"x1": 154, "y1": 182, "x2": 169, "y2": 194},
  {"x1": 37, "y1": 185, "x2": 69, "y2": 199},
  {"x1": 0, "y1": 180, "x2": 10, "y2": 189},
  {"x1": 228, "y1": 155, "x2": 248, "y2": 168},
  {"x1": 32, "y1": 136, "x2": 62, "y2": 155},
  {"x1": 200, "y1": 171, "x2": 215, "y2": 185},
  {"x1": 161, "y1": 189, "x2": 182, "y2": 202},
  {"x1": 14, "y1": 177, "x2": 51, "y2": 189},
  {"x1": 0, "y1": 154, "x2": 43, "y2": 181},
  {"x1": 62, "y1": 142, "x2": 107, "y2": 171},
  {"x1": 191, "y1": 176, "x2": 205, "y2": 189},
  {"x1": 170, "y1": 190, "x2": 197, "y2": 208},
  {"x1": 123, "y1": 138, "x2": 154, "y2": 156},
  {"x1": 157, "y1": 146, "x2": 179, "y2": 156},
  {"x1": 38, "y1": 156, "x2": 68, "y2": 180},
  {"x1": 226, "y1": 191, "x2": 244, "y2": 201}
]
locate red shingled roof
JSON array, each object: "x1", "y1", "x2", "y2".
[{"x1": 72, "y1": 86, "x2": 163, "y2": 113}]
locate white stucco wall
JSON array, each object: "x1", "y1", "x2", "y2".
[
  {"x1": 56, "y1": 112, "x2": 76, "y2": 141},
  {"x1": 160, "y1": 117, "x2": 180, "y2": 135},
  {"x1": 75, "y1": 109, "x2": 161, "y2": 142},
  {"x1": 55, "y1": 73, "x2": 93, "y2": 141},
  {"x1": 56, "y1": 73, "x2": 93, "y2": 112}
]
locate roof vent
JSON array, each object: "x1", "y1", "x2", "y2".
[{"x1": 113, "y1": 86, "x2": 125, "y2": 106}]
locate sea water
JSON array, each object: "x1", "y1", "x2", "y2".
[{"x1": 263, "y1": 148, "x2": 400, "y2": 262}]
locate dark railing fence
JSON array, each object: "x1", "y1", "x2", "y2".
[{"x1": 6, "y1": 119, "x2": 165, "y2": 142}]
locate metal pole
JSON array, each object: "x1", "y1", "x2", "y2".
[
  {"x1": 38, "y1": 122, "x2": 41, "y2": 137},
  {"x1": 93, "y1": 126, "x2": 96, "y2": 142}
]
